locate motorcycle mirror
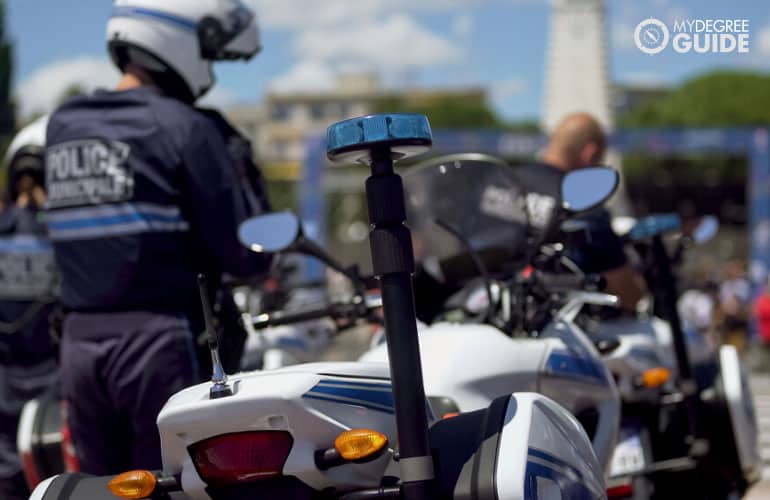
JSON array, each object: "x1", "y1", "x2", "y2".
[
  {"x1": 238, "y1": 212, "x2": 301, "y2": 253},
  {"x1": 561, "y1": 166, "x2": 619, "y2": 213},
  {"x1": 691, "y1": 216, "x2": 719, "y2": 244}
]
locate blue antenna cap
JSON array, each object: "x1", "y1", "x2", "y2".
[{"x1": 326, "y1": 113, "x2": 432, "y2": 163}]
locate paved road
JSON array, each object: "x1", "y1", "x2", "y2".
[{"x1": 746, "y1": 375, "x2": 770, "y2": 499}]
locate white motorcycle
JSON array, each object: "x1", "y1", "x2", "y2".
[
  {"x1": 586, "y1": 213, "x2": 760, "y2": 499},
  {"x1": 359, "y1": 154, "x2": 622, "y2": 477},
  {"x1": 30, "y1": 114, "x2": 607, "y2": 499}
]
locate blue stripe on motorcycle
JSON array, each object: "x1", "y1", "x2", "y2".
[
  {"x1": 302, "y1": 394, "x2": 395, "y2": 414},
  {"x1": 307, "y1": 385, "x2": 394, "y2": 409},
  {"x1": 528, "y1": 447, "x2": 584, "y2": 481},
  {"x1": 303, "y1": 378, "x2": 395, "y2": 414},
  {"x1": 316, "y1": 379, "x2": 392, "y2": 389},
  {"x1": 545, "y1": 352, "x2": 605, "y2": 384}
]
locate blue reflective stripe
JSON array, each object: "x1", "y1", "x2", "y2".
[
  {"x1": 112, "y1": 6, "x2": 197, "y2": 32},
  {"x1": 0, "y1": 236, "x2": 52, "y2": 253},
  {"x1": 528, "y1": 447, "x2": 584, "y2": 481},
  {"x1": 303, "y1": 378, "x2": 395, "y2": 414},
  {"x1": 46, "y1": 203, "x2": 190, "y2": 241},
  {"x1": 545, "y1": 352, "x2": 605, "y2": 383},
  {"x1": 48, "y1": 211, "x2": 184, "y2": 231},
  {"x1": 302, "y1": 394, "x2": 395, "y2": 415},
  {"x1": 308, "y1": 384, "x2": 394, "y2": 408},
  {"x1": 316, "y1": 379, "x2": 391, "y2": 389}
]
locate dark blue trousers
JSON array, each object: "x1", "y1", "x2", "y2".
[{"x1": 60, "y1": 311, "x2": 199, "y2": 475}]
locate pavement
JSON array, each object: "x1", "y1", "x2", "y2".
[{"x1": 746, "y1": 375, "x2": 770, "y2": 499}]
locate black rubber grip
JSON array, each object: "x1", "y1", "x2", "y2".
[{"x1": 253, "y1": 306, "x2": 333, "y2": 328}]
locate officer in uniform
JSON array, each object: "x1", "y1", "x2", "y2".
[
  {"x1": 45, "y1": 0, "x2": 271, "y2": 474},
  {"x1": 0, "y1": 116, "x2": 60, "y2": 500}
]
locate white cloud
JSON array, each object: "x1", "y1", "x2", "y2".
[
  {"x1": 248, "y1": 0, "x2": 509, "y2": 30},
  {"x1": 611, "y1": 21, "x2": 636, "y2": 51},
  {"x1": 453, "y1": 13, "x2": 474, "y2": 39},
  {"x1": 269, "y1": 60, "x2": 337, "y2": 93},
  {"x1": 491, "y1": 77, "x2": 528, "y2": 102},
  {"x1": 270, "y1": 13, "x2": 463, "y2": 94},
  {"x1": 199, "y1": 86, "x2": 240, "y2": 108},
  {"x1": 759, "y1": 24, "x2": 770, "y2": 56},
  {"x1": 15, "y1": 56, "x2": 121, "y2": 119},
  {"x1": 295, "y1": 14, "x2": 460, "y2": 68}
]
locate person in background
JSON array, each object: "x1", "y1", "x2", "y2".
[
  {"x1": 0, "y1": 116, "x2": 60, "y2": 500},
  {"x1": 719, "y1": 260, "x2": 752, "y2": 349},
  {"x1": 45, "y1": 0, "x2": 272, "y2": 474},
  {"x1": 752, "y1": 276, "x2": 770, "y2": 370},
  {"x1": 531, "y1": 112, "x2": 648, "y2": 312}
]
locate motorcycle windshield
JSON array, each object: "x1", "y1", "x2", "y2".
[{"x1": 404, "y1": 157, "x2": 535, "y2": 286}]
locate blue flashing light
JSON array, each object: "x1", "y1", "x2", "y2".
[{"x1": 326, "y1": 114, "x2": 432, "y2": 160}]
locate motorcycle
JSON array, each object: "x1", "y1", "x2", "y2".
[
  {"x1": 358, "y1": 154, "x2": 623, "y2": 475},
  {"x1": 30, "y1": 114, "x2": 607, "y2": 499},
  {"x1": 590, "y1": 213, "x2": 760, "y2": 499},
  {"x1": 236, "y1": 256, "x2": 337, "y2": 371}
]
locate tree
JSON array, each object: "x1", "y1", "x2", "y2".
[
  {"x1": 59, "y1": 83, "x2": 86, "y2": 104},
  {"x1": 621, "y1": 71, "x2": 770, "y2": 128}
]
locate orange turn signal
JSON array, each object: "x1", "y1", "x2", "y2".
[
  {"x1": 642, "y1": 367, "x2": 670, "y2": 388},
  {"x1": 334, "y1": 429, "x2": 388, "y2": 461},
  {"x1": 107, "y1": 470, "x2": 157, "y2": 499}
]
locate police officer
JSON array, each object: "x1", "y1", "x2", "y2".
[
  {"x1": 0, "y1": 116, "x2": 60, "y2": 500},
  {"x1": 45, "y1": 0, "x2": 272, "y2": 474},
  {"x1": 537, "y1": 112, "x2": 647, "y2": 310}
]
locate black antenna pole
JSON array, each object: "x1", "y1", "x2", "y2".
[{"x1": 198, "y1": 274, "x2": 232, "y2": 399}]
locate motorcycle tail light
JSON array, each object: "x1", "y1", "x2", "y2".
[
  {"x1": 607, "y1": 483, "x2": 633, "y2": 498},
  {"x1": 188, "y1": 431, "x2": 293, "y2": 486}
]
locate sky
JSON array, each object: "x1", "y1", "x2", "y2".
[{"x1": 7, "y1": 0, "x2": 770, "y2": 122}]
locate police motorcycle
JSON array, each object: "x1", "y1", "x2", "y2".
[
  {"x1": 30, "y1": 114, "x2": 607, "y2": 500},
  {"x1": 584, "y1": 214, "x2": 760, "y2": 499},
  {"x1": 359, "y1": 154, "x2": 622, "y2": 476},
  {"x1": 236, "y1": 256, "x2": 337, "y2": 371}
]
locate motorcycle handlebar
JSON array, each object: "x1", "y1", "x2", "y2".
[
  {"x1": 534, "y1": 271, "x2": 606, "y2": 293},
  {"x1": 252, "y1": 296, "x2": 382, "y2": 329}
]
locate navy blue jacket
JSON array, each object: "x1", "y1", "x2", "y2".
[
  {"x1": 45, "y1": 86, "x2": 271, "y2": 313},
  {"x1": 0, "y1": 205, "x2": 58, "y2": 364}
]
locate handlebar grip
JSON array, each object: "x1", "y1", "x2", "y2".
[{"x1": 252, "y1": 306, "x2": 333, "y2": 329}]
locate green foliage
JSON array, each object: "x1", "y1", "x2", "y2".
[
  {"x1": 621, "y1": 70, "x2": 770, "y2": 128},
  {"x1": 0, "y1": 0, "x2": 14, "y2": 140},
  {"x1": 59, "y1": 84, "x2": 87, "y2": 104},
  {"x1": 265, "y1": 181, "x2": 297, "y2": 211}
]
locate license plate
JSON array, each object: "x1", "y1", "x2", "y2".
[{"x1": 609, "y1": 427, "x2": 647, "y2": 477}]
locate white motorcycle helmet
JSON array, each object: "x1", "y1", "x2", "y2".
[
  {"x1": 107, "y1": 0, "x2": 261, "y2": 102},
  {"x1": 4, "y1": 115, "x2": 48, "y2": 201}
]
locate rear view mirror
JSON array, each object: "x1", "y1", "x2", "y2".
[
  {"x1": 561, "y1": 167, "x2": 619, "y2": 213},
  {"x1": 691, "y1": 216, "x2": 719, "y2": 244},
  {"x1": 238, "y1": 212, "x2": 301, "y2": 253}
]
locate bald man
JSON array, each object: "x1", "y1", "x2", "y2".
[{"x1": 540, "y1": 113, "x2": 647, "y2": 311}]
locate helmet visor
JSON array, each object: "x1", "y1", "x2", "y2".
[{"x1": 214, "y1": 2, "x2": 261, "y2": 60}]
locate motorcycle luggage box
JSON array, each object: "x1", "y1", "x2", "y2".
[{"x1": 429, "y1": 393, "x2": 605, "y2": 500}]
